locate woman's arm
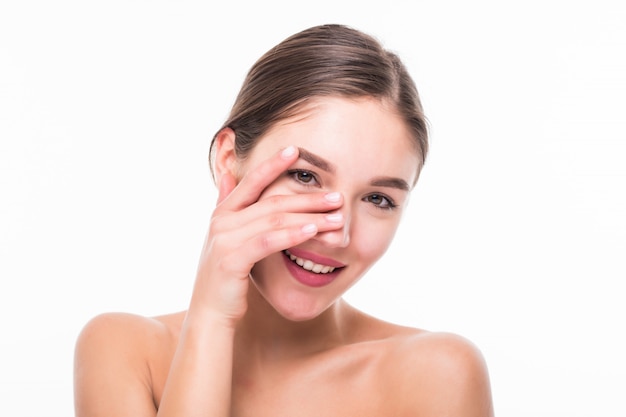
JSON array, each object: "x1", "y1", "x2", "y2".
[
  {"x1": 154, "y1": 313, "x2": 236, "y2": 417},
  {"x1": 74, "y1": 141, "x2": 345, "y2": 416},
  {"x1": 73, "y1": 312, "x2": 237, "y2": 417}
]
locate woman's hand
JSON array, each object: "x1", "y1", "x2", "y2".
[{"x1": 187, "y1": 146, "x2": 344, "y2": 327}]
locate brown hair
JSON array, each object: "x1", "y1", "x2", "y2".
[{"x1": 209, "y1": 24, "x2": 429, "y2": 180}]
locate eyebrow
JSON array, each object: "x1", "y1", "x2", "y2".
[
  {"x1": 297, "y1": 147, "x2": 410, "y2": 191},
  {"x1": 297, "y1": 147, "x2": 336, "y2": 174},
  {"x1": 370, "y1": 177, "x2": 410, "y2": 191}
]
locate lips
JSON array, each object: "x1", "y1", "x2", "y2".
[
  {"x1": 284, "y1": 250, "x2": 337, "y2": 274},
  {"x1": 281, "y1": 249, "x2": 345, "y2": 287}
]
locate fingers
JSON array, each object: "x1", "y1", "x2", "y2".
[
  {"x1": 216, "y1": 216, "x2": 341, "y2": 275},
  {"x1": 232, "y1": 224, "x2": 321, "y2": 271},
  {"x1": 219, "y1": 146, "x2": 299, "y2": 211},
  {"x1": 192, "y1": 145, "x2": 344, "y2": 323},
  {"x1": 209, "y1": 144, "x2": 345, "y2": 260},
  {"x1": 211, "y1": 207, "x2": 344, "y2": 250},
  {"x1": 212, "y1": 191, "x2": 343, "y2": 234}
]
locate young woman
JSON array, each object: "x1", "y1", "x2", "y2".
[{"x1": 74, "y1": 24, "x2": 494, "y2": 416}]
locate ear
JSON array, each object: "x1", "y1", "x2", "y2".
[{"x1": 213, "y1": 127, "x2": 239, "y2": 185}]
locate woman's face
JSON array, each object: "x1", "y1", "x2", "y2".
[{"x1": 237, "y1": 96, "x2": 421, "y2": 321}]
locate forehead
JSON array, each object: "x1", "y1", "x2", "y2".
[{"x1": 250, "y1": 96, "x2": 421, "y2": 182}]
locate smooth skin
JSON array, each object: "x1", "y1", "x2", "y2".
[{"x1": 74, "y1": 97, "x2": 494, "y2": 417}]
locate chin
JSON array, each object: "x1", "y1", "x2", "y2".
[
  {"x1": 249, "y1": 273, "x2": 335, "y2": 322},
  {"x1": 272, "y1": 298, "x2": 331, "y2": 322},
  {"x1": 268, "y1": 289, "x2": 335, "y2": 322}
]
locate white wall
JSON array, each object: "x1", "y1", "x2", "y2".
[{"x1": 1, "y1": 1, "x2": 625, "y2": 416}]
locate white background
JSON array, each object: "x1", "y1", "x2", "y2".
[{"x1": 1, "y1": 1, "x2": 625, "y2": 416}]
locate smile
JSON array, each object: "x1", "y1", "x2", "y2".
[{"x1": 283, "y1": 250, "x2": 337, "y2": 274}]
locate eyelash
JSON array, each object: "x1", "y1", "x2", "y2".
[
  {"x1": 286, "y1": 169, "x2": 398, "y2": 211},
  {"x1": 365, "y1": 193, "x2": 397, "y2": 211},
  {"x1": 287, "y1": 169, "x2": 320, "y2": 187}
]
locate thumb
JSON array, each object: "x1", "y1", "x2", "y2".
[{"x1": 217, "y1": 172, "x2": 238, "y2": 205}]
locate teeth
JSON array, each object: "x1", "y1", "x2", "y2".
[{"x1": 285, "y1": 250, "x2": 336, "y2": 274}]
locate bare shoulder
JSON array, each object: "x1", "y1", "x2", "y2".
[
  {"x1": 76, "y1": 310, "x2": 168, "y2": 339},
  {"x1": 75, "y1": 310, "x2": 183, "y2": 359},
  {"x1": 339, "y1": 305, "x2": 492, "y2": 416},
  {"x1": 382, "y1": 330, "x2": 494, "y2": 417},
  {"x1": 74, "y1": 311, "x2": 185, "y2": 417}
]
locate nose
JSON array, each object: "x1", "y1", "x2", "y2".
[{"x1": 315, "y1": 208, "x2": 351, "y2": 248}]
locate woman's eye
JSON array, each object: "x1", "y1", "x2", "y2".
[
  {"x1": 365, "y1": 193, "x2": 397, "y2": 210},
  {"x1": 288, "y1": 170, "x2": 319, "y2": 187}
]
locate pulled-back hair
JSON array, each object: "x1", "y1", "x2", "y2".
[{"x1": 209, "y1": 24, "x2": 428, "y2": 179}]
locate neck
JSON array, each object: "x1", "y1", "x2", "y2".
[{"x1": 234, "y1": 284, "x2": 351, "y2": 363}]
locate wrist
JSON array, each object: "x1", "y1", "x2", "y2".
[{"x1": 183, "y1": 307, "x2": 240, "y2": 333}]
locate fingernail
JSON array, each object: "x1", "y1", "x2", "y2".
[
  {"x1": 281, "y1": 146, "x2": 296, "y2": 159},
  {"x1": 324, "y1": 192, "x2": 341, "y2": 203},
  {"x1": 301, "y1": 223, "x2": 317, "y2": 234},
  {"x1": 325, "y1": 213, "x2": 343, "y2": 223}
]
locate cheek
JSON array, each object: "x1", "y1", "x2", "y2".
[{"x1": 352, "y1": 218, "x2": 400, "y2": 263}]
